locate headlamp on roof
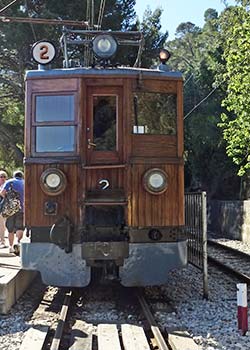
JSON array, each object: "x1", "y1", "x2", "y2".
[
  {"x1": 159, "y1": 49, "x2": 171, "y2": 64},
  {"x1": 92, "y1": 34, "x2": 118, "y2": 59}
]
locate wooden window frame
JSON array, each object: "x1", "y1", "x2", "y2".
[{"x1": 31, "y1": 92, "x2": 78, "y2": 157}]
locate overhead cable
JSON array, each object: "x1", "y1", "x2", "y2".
[
  {"x1": 0, "y1": 0, "x2": 19, "y2": 15},
  {"x1": 97, "y1": 0, "x2": 106, "y2": 29}
]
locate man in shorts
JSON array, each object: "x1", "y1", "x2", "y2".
[{"x1": 0, "y1": 170, "x2": 24, "y2": 254}]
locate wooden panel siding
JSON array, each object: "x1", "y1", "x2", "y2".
[
  {"x1": 177, "y1": 80, "x2": 184, "y2": 157},
  {"x1": 129, "y1": 163, "x2": 184, "y2": 227},
  {"x1": 25, "y1": 164, "x2": 79, "y2": 227},
  {"x1": 25, "y1": 74, "x2": 184, "y2": 232},
  {"x1": 131, "y1": 135, "x2": 177, "y2": 158},
  {"x1": 30, "y1": 78, "x2": 78, "y2": 92},
  {"x1": 84, "y1": 168, "x2": 126, "y2": 191}
]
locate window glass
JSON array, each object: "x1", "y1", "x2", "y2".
[
  {"x1": 36, "y1": 95, "x2": 74, "y2": 122},
  {"x1": 36, "y1": 126, "x2": 75, "y2": 152},
  {"x1": 93, "y1": 95, "x2": 117, "y2": 151},
  {"x1": 133, "y1": 92, "x2": 177, "y2": 135}
]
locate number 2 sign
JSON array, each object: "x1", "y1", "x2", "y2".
[{"x1": 32, "y1": 40, "x2": 56, "y2": 65}]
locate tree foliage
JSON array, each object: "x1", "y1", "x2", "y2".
[
  {"x1": 166, "y1": 10, "x2": 240, "y2": 198},
  {"x1": 218, "y1": 2, "x2": 250, "y2": 177},
  {"x1": 139, "y1": 7, "x2": 168, "y2": 67}
]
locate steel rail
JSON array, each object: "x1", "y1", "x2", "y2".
[
  {"x1": 208, "y1": 239, "x2": 250, "y2": 259},
  {"x1": 208, "y1": 255, "x2": 250, "y2": 284},
  {"x1": 50, "y1": 290, "x2": 72, "y2": 350},
  {"x1": 137, "y1": 292, "x2": 170, "y2": 350},
  {"x1": 208, "y1": 240, "x2": 250, "y2": 284}
]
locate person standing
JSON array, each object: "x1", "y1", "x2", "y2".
[
  {"x1": 0, "y1": 170, "x2": 24, "y2": 254},
  {"x1": 0, "y1": 170, "x2": 8, "y2": 248}
]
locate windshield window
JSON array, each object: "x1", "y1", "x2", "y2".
[{"x1": 133, "y1": 92, "x2": 177, "y2": 135}]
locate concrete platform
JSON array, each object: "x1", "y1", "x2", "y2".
[{"x1": 0, "y1": 246, "x2": 37, "y2": 314}]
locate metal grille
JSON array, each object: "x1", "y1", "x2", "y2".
[
  {"x1": 185, "y1": 191, "x2": 207, "y2": 268},
  {"x1": 185, "y1": 191, "x2": 208, "y2": 298}
]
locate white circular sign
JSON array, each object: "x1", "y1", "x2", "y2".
[{"x1": 32, "y1": 41, "x2": 56, "y2": 65}]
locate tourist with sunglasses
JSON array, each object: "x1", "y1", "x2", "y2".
[{"x1": 0, "y1": 170, "x2": 8, "y2": 248}]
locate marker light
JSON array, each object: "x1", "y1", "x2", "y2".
[
  {"x1": 92, "y1": 34, "x2": 118, "y2": 59},
  {"x1": 143, "y1": 168, "x2": 168, "y2": 195},
  {"x1": 148, "y1": 229, "x2": 163, "y2": 241},
  {"x1": 40, "y1": 168, "x2": 67, "y2": 196},
  {"x1": 159, "y1": 49, "x2": 171, "y2": 64}
]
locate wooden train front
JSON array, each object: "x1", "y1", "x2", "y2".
[{"x1": 21, "y1": 67, "x2": 187, "y2": 287}]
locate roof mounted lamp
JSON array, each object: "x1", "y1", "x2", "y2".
[
  {"x1": 159, "y1": 49, "x2": 171, "y2": 64},
  {"x1": 92, "y1": 34, "x2": 118, "y2": 60},
  {"x1": 158, "y1": 48, "x2": 171, "y2": 72}
]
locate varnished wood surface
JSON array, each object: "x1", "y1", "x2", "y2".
[
  {"x1": 25, "y1": 73, "x2": 184, "y2": 230},
  {"x1": 129, "y1": 163, "x2": 184, "y2": 227},
  {"x1": 30, "y1": 78, "x2": 78, "y2": 92},
  {"x1": 131, "y1": 135, "x2": 177, "y2": 158},
  {"x1": 84, "y1": 168, "x2": 126, "y2": 191},
  {"x1": 25, "y1": 164, "x2": 79, "y2": 227}
]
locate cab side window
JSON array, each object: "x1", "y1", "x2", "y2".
[{"x1": 34, "y1": 94, "x2": 76, "y2": 153}]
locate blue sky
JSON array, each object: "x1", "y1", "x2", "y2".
[{"x1": 135, "y1": 0, "x2": 236, "y2": 40}]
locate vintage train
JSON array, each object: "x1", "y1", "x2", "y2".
[{"x1": 21, "y1": 30, "x2": 187, "y2": 287}]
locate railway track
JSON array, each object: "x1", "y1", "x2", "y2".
[
  {"x1": 20, "y1": 286, "x2": 199, "y2": 350},
  {"x1": 208, "y1": 239, "x2": 250, "y2": 283}
]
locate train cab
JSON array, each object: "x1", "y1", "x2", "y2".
[{"x1": 21, "y1": 33, "x2": 187, "y2": 287}]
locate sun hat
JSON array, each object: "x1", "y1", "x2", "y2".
[{"x1": 13, "y1": 170, "x2": 24, "y2": 179}]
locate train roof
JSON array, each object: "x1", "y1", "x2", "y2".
[{"x1": 25, "y1": 66, "x2": 183, "y2": 80}]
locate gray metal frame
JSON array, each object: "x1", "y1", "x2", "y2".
[
  {"x1": 60, "y1": 28, "x2": 144, "y2": 68},
  {"x1": 185, "y1": 191, "x2": 208, "y2": 298}
]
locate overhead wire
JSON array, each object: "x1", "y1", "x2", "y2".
[
  {"x1": 84, "y1": 0, "x2": 91, "y2": 66},
  {"x1": 184, "y1": 73, "x2": 194, "y2": 87},
  {"x1": 0, "y1": 0, "x2": 19, "y2": 14},
  {"x1": 85, "y1": 0, "x2": 106, "y2": 66},
  {"x1": 91, "y1": 0, "x2": 94, "y2": 28},
  {"x1": 0, "y1": 0, "x2": 37, "y2": 42},
  {"x1": 183, "y1": 10, "x2": 250, "y2": 121},
  {"x1": 184, "y1": 55, "x2": 249, "y2": 120},
  {"x1": 97, "y1": 0, "x2": 106, "y2": 29},
  {"x1": 24, "y1": 0, "x2": 37, "y2": 42}
]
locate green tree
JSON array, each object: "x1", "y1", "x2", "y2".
[
  {"x1": 167, "y1": 10, "x2": 239, "y2": 198},
  {"x1": 139, "y1": 7, "x2": 168, "y2": 67},
  {"x1": 218, "y1": 1, "x2": 250, "y2": 178}
]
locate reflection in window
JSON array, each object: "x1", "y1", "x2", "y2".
[
  {"x1": 36, "y1": 95, "x2": 74, "y2": 122},
  {"x1": 93, "y1": 96, "x2": 117, "y2": 151},
  {"x1": 133, "y1": 92, "x2": 177, "y2": 135},
  {"x1": 36, "y1": 126, "x2": 75, "y2": 152}
]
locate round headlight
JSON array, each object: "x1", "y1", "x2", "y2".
[
  {"x1": 92, "y1": 34, "x2": 117, "y2": 59},
  {"x1": 159, "y1": 48, "x2": 171, "y2": 64},
  {"x1": 40, "y1": 168, "x2": 67, "y2": 196},
  {"x1": 46, "y1": 173, "x2": 61, "y2": 189},
  {"x1": 143, "y1": 168, "x2": 168, "y2": 195}
]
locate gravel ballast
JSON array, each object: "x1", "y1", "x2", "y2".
[{"x1": 0, "y1": 237, "x2": 250, "y2": 350}]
